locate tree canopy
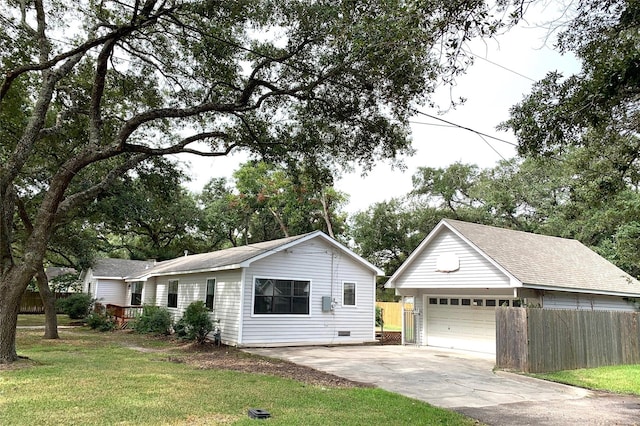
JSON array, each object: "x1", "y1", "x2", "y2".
[{"x1": 1, "y1": 0, "x2": 528, "y2": 362}]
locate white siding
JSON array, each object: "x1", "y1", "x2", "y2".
[
  {"x1": 82, "y1": 269, "x2": 96, "y2": 298},
  {"x1": 153, "y1": 270, "x2": 243, "y2": 345},
  {"x1": 394, "y1": 230, "x2": 511, "y2": 289},
  {"x1": 142, "y1": 279, "x2": 156, "y2": 305},
  {"x1": 542, "y1": 291, "x2": 638, "y2": 312},
  {"x1": 239, "y1": 238, "x2": 376, "y2": 346},
  {"x1": 94, "y1": 278, "x2": 127, "y2": 305}
]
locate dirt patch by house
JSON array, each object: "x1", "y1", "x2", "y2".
[{"x1": 169, "y1": 342, "x2": 373, "y2": 389}]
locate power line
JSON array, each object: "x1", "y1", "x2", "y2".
[
  {"x1": 413, "y1": 110, "x2": 519, "y2": 147},
  {"x1": 465, "y1": 50, "x2": 537, "y2": 82}
]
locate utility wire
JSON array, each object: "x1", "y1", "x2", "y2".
[
  {"x1": 465, "y1": 49, "x2": 537, "y2": 82},
  {"x1": 413, "y1": 110, "x2": 519, "y2": 147}
]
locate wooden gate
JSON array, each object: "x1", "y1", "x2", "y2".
[{"x1": 403, "y1": 297, "x2": 417, "y2": 344}]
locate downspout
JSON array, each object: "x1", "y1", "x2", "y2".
[{"x1": 237, "y1": 268, "x2": 246, "y2": 346}]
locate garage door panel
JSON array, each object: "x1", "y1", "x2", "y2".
[{"x1": 425, "y1": 298, "x2": 498, "y2": 354}]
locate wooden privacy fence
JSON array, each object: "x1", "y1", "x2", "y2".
[
  {"x1": 20, "y1": 291, "x2": 72, "y2": 314},
  {"x1": 376, "y1": 302, "x2": 403, "y2": 328},
  {"x1": 497, "y1": 307, "x2": 640, "y2": 373}
]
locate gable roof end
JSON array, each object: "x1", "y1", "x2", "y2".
[
  {"x1": 127, "y1": 231, "x2": 383, "y2": 280},
  {"x1": 388, "y1": 219, "x2": 640, "y2": 297}
]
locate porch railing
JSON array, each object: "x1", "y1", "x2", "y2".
[{"x1": 105, "y1": 304, "x2": 144, "y2": 328}]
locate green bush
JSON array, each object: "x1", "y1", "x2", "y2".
[
  {"x1": 175, "y1": 301, "x2": 213, "y2": 344},
  {"x1": 376, "y1": 305, "x2": 384, "y2": 327},
  {"x1": 132, "y1": 305, "x2": 172, "y2": 335},
  {"x1": 86, "y1": 311, "x2": 116, "y2": 332},
  {"x1": 56, "y1": 293, "x2": 94, "y2": 319}
]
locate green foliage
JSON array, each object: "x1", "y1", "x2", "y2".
[
  {"x1": 55, "y1": 293, "x2": 93, "y2": 320},
  {"x1": 376, "y1": 306, "x2": 384, "y2": 327},
  {"x1": 86, "y1": 311, "x2": 116, "y2": 332},
  {"x1": 501, "y1": 0, "x2": 639, "y2": 159},
  {"x1": 49, "y1": 272, "x2": 82, "y2": 293},
  {"x1": 132, "y1": 306, "x2": 172, "y2": 335},
  {"x1": 174, "y1": 301, "x2": 213, "y2": 344},
  {"x1": 0, "y1": 0, "x2": 530, "y2": 361}
]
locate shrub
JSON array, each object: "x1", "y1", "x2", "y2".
[
  {"x1": 376, "y1": 305, "x2": 384, "y2": 327},
  {"x1": 131, "y1": 305, "x2": 172, "y2": 335},
  {"x1": 86, "y1": 311, "x2": 116, "y2": 332},
  {"x1": 56, "y1": 293, "x2": 94, "y2": 319},
  {"x1": 175, "y1": 301, "x2": 213, "y2": 344}
]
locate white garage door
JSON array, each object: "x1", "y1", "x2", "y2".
[{"x1": 424, "y1": 296, "x2": 516, "y2": 354}]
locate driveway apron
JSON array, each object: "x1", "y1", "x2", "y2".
[{"x1": 246, "y1": 345, "x2": 640, "y2": 425}]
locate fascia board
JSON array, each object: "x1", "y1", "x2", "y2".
[
  {"x1": 125, "y1": 264, "x2": 242, "y2": 282},
  {"x1": 386, "y1": 219, "x2": 523, "y2": 288},
  {"x1": 242, "y1": 231, "x2": 384, "y2": 276},
  {"x1": 523, "y1": 283, "x2": 640, "y2": 298}
]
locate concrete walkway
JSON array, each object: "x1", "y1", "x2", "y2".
[{"x1": 247, "y1": 345, "x2": 640, "y2": 425}]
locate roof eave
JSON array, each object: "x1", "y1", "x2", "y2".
[
  {"x1": 386, "y1": 219, "x2": 522, "y2": 288},
  {"x1": 523, "y1": 283, "x2": 640, "y2": 298},
  {"x1": 125, "y1": 263, "x2": 243, "y2": 281}
]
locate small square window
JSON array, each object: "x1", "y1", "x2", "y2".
[
  {"x1": 450, "y1": 298, "x2": 459, "y2": 306},
  {"x1": 461, "y1": 298, "x2": 471, "y2": 306},
  {"x1": 486, "y1": 299, "x2": 496, "y2": 307},
  {"x1": 439, "y1": 298, "x2": 448, "y2": 305},
  {"x1": 429, "y1": 298, "x2": 437, "y2": 305},
  {"x1": 473, "y1": 299, "x2": 483, "y2": 307},
  {"x1": 499, "y1": 299, "x2": 510, "y2": 307},
  {"x1": 512, "y1": 299, "x2": 522, "y2": 307}
]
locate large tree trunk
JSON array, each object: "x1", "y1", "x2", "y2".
[
  {"x1": 36, "y1": 267, "x2": 59, "y2": 339},
  {"x1": 0, "y1": 268, "x2": 33, "y2": 363},
  {"x1": 319, "y1": 191, "x2": 335, "y2": 239}
]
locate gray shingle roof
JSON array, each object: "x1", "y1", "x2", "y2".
[
  {"x1": 91, "y1": 258, "x2": 156, "y2": 278},
  {"x1": 127, "y1": 233, "x2": 313, "y2": 279},
  {"x1": 444, "y1": 219, "x2": 640, "y2": 295}
]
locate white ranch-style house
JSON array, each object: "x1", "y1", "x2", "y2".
[{"x1": 82, "y1": 231, "x2": 383, "y2": 347}]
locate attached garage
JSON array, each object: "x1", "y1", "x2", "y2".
[{"x1": 388, "y1": 219, "x2": 640, "y2": 356}]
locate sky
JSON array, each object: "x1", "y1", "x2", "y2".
[{"x1": 176, "y1": 3, "x2": 582, "y2": 214}]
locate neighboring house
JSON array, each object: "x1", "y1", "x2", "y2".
[
  {"x1": 83, "y1": 231, "x2": 383, "y2": 347},
  {"x1": 82, "y1": 258, "x2": 156, "y2": 305},
  {"x1": 386, "y1": 219, "x2": 640, "y2": 354}
]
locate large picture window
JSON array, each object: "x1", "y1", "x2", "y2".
[
  {"x1": 205, "y1": 278, "x2": 216, "y2": 310},
  {"x1": 254, "y1": 278, "x2": 310, "y2": 315},
  {"x1": 168, "y1": 280, "x2": 178, "y2": 308},
  {"x1": 343, "y1": 282, "x2": 356, "y2": 306}
]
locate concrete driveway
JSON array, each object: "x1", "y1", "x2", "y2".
[{"x1": 247, "y1": 345, "x2": 640, "y2": 425}]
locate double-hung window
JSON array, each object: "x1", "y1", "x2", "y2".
[
  {"x1": 343, "y1": 282, "x2": 356, "y2": 306},
  {"x1": 254, "y1": 278, "x2": 310, "y2": 315},
  {"x1": 131, "y1": 281, "x2": 143, "y2": 306},
  {"x1": 168, "y1": 280, "x2": 178, "y2": 308},
  {"x1": 205, "y1": 278, "x2": 216, "y2": 310}
]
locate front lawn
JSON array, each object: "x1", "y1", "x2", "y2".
[
  {"x1": 17, "y1": 314, "x2": 75, "y2": 327},
  {"x1": 535, "y1": 364, "x2": 640, "y2": 396},
  {"x1": 1, "y1": 328, "x2": 475, "y2": 425}
]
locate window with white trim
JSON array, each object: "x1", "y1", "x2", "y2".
[
  {"x1": 343, "y1": 282, "x2": 356, "y2": 306},
  {"x1": 131, "y1": 281, "x2": 143, "y2": 306},
  {"x1": 168, "y1": 280, "x2": 178, "y2": 308},
  {"x1": 205, "y1": 278, "x2": 216, "y2": 310},
  {"x1": 254, "y1": 278, "x2": 309, "y2": 314}
]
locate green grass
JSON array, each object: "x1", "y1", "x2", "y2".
[
  {"x1": 1, "y1": 328, "x2": 474, "y2": 425},
  {"x1": 17, "y1": 314, "x2": 75, "y2": 327},
  {"x1": 535, "y1": 364, "x2": 640, "y2": 396},
  {"x1": 376, "y1": 325, "x2": 402, "y2": 332}
]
